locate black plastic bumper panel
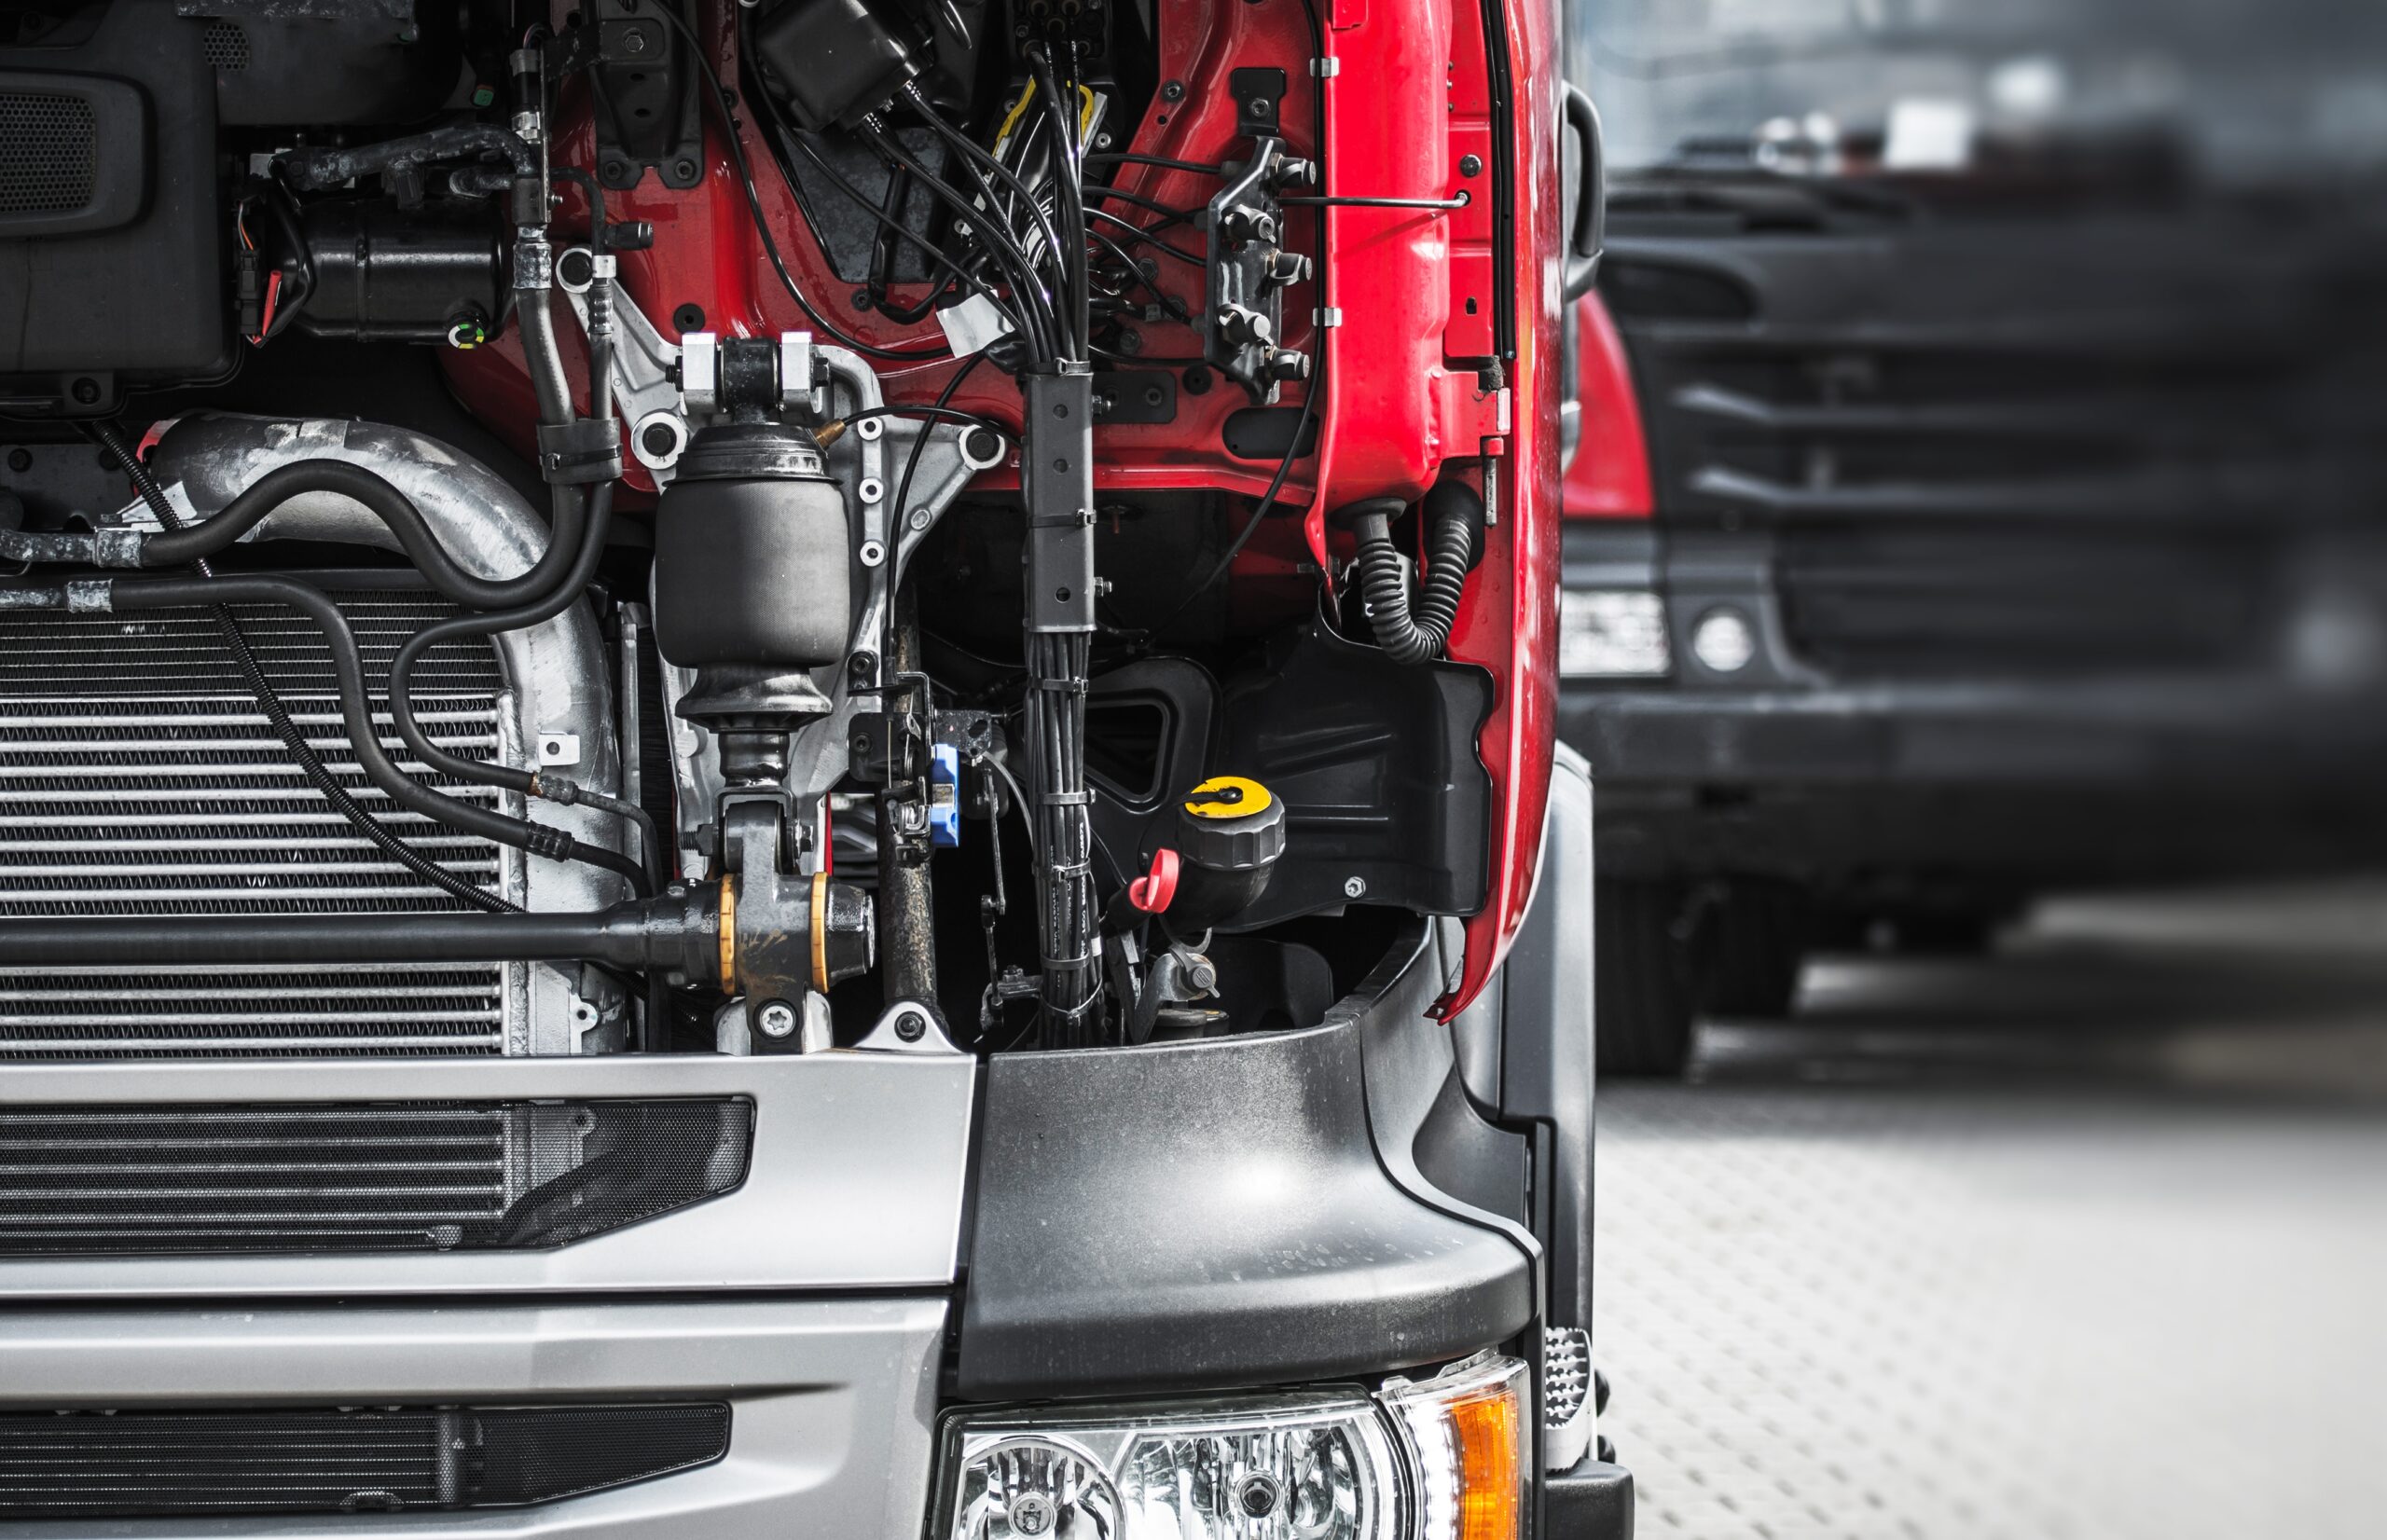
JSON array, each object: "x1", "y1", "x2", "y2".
[{"x1": 956, "y1": 923, "x2": 1536, "y2": 1397}]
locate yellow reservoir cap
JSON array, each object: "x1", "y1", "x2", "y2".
[{"x1": 1183, "y1": 775, "x2": 1274, "y2": 820}]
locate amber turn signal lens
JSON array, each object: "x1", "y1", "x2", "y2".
[
  {"x1": 1379, "y1": 1353, "x2": 1529, "y2": 1540},
  {"x1": 1449, "y1": 1377, "x2": 1524, "y2": 1540}
]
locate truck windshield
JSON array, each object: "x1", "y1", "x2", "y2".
[{"x1": 1569, "y1": 0, "x2": 2387, "y2": 186}]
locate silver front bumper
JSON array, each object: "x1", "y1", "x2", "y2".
[
  {"x1": 0, "y1": 1047, "x2": 978, "y2": 1534},
  {"x1": 0, "y1": 1295, "x2": 948, "y2": 1540}
]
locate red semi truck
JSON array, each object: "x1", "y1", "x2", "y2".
[{"x1": 0, "y1": 0, "x2": 1628, "y2": 1536}]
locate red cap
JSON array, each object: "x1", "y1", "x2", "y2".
[{"x1": 1127, "y1": 847, "x2": 1181, "y2": 914}]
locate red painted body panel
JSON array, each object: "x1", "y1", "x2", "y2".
[
  {"x1": 443, "y1": 0, "x2": 1560, "y2": 1014},
  {"x1": 1439, "y1": 0, "x2": 1562, "y2": 1017},
  {"x1": 1560, "y1": 291, "x2": 1653, "y2": 518}
]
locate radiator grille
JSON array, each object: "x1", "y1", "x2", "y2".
[
  {"x1": 0, "y1": 93, "x2": 96, "y2": 217},
  {"x1": 0, "y1": 1403, "x2": 730, "y2": 1518},
  {"x1": 0, "y1": 592, "x2": 518, "y2": 1058},
  {"x1": 0, "y1": 1099, "x2": 752, "y2": 1255}
]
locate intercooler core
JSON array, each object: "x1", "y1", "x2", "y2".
[
  {"x1": 0, "y1": 413, "x2": 635, "y2": 1057},
  {"x1": 0, "y1": 588, "x2": 525, "y2": 1058}
]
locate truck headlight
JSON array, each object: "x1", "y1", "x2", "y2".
[
  {"x1": 933, "y1": 1354, "x2": 1526, "y2": 1540},
  {"x1": 1559, "y1": 589, "x2": 1670, "y2": 678}
]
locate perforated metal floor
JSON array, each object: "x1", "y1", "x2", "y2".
[{"x1": 1594, "y1": 887, "x2": 2387, "y2": 1540}]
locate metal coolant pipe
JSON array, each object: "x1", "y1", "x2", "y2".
[{"x1": 0, "y1": 888, "x2": 721, "y2": 974}]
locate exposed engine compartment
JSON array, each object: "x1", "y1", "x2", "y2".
[{"x1": 0, "y1": 0, "x2": 1554, "y2": 1059}]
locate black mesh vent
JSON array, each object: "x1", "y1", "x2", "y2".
[
  {"x1": 200, "y1": 20, "x2": 251, "y2": 70},
  {"x1": 0, "y1": 1403, "x2": 729, "y2": 1518},
  {"x1": 0, "y1": 1099, "x2": 752, "y2": 1256},
  {"x1": 0, "y1": 92, "x2": 96, "y2": 217}
]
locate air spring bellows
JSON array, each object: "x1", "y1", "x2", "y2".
[
  {"x1": 654, "y1": 423, "x2": 850, "y2": 777},
  {"x1": 1343, "y1": 480, "x2": 1485, "y2": 665},
  {"x1": 654, "y1": 423, "x2": 850, "y2": 669}
]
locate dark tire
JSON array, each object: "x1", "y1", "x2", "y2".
[
  {"x1": 1594, "y1": 878, "x2": 1698, "y2": 1079},
  {"x1": 1691, "y1": 878, "x2": 1816, "y2": 1019}
]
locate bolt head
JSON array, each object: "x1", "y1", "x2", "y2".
[
  {"x1": 756, "y1": 999, "x2": 798, "y2": 1038},
  {"x1": 1344, "y1": 876, "x2": 1367, "y2": 899},
  {"x1": 895, "y1": 1011, "x2": 928, "y2": 1042}
]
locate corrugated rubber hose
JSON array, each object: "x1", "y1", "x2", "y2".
[{"x1": 1347, "y1": 481, "x2": 1483, "y2": 665}]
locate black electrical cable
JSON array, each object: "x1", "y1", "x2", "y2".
[
  {"x1": 884, "y1": 352, "x2": 992, "y2": 592},
  {"x1": 80, "y1": 422, "x2": 517, "y2": 914},
  {"x1": 1084, "y1": 208, "x2": 1206, "y2": 267},
  {"x1": 95, "y1": 567, "x2": 650, "y2": 894},
  {"x1": 646, "y1": 1, "x2": 946, "y2": 363},
  {"x1": 384, "y1": 483, "x2": 659, "y2": 890},
  {"x1": 1280, "y1": 191, "x2": 1470, "y2": 209},
  {"x1": 1151, "y1": 386, "x2": 1323, "y2": 636},
  {"x1": 783, "y1": 127, "x2": 1024, "y2": 325},
  {"x1": 837, "y1": 403, "x2": 1013, "y2": 437},
  {"x1": 1085, "y1": 152, "x2": 1225, "y2": 174},
  {"x1": 903, "y1": 85, "x2": 1077, "y2": 348},
  {"x1": 861, "y1": 120, "x2": 1060, "y2": 365},
  {"x1": 1084, "y1": 227, "x2": 1189, "y2": 319},
  {"x1": 1083, "y1": 184, "x2": 1194, "y2": 223},
  {"x1": 1024, "y1": 46, "x2": 1091, "y2": 358}
]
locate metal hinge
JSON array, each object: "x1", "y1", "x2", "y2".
[
  {"x1": 1309, "y1": 58, "x2": 1341, "y2": 77},
  {"x1": 1314, "y1": 307, "x2": 1344, "y2": 328}
]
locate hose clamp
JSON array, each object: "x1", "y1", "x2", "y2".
[
  {"x1": 91, "y1": 529, "x2": 145, "y2": 569},
  {"x1": 63, "y1": 579, "x2": 112, "y2": 613}
]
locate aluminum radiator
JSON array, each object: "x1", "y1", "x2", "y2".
[{"x1": 0, "y1": 589, "x2": 528, "y2": 1059}]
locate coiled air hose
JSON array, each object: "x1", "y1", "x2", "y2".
[{"x1": 1345, "y1": 480, "x2": 1485, "y2": 665}]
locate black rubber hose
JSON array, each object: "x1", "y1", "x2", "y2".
[
  {"x1": 142, "y1": 459, "x2": 588, "y2": 613},
  {"x1": 80, "y1": 420, "x2": 515, "y2": 914},
  {"x1": 0, "y1": 889, "x2": 719, "y2": 972},
  {"x1": 1347, "y1": 485, "x2": 1479, "y2": 666},
  {"x1": 383, "y1": 482, "x2": 663, "y2": 888},
  {"x1": 102, "y1": 570, "x2": 650, "y2": 895},
  {"x1": 518, "y1": 287, "x2": 576, "y2": 427}
]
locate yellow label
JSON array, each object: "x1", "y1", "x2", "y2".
[{"x1": 1184, "y1": 776, "x2": 1274, "y2": 819}]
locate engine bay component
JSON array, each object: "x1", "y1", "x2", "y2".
[
  {"x1": 0, "y1": 0, "x2": 1533, "y2": 1055},
  {"x1": 751, "y1": 0, "x2": 931, "y2": 131},
  {"x1": 654, "y1": 423, "x2": 851, "y2": 673},
  {"x1": 1203, "y1": 70, "x2": 1312, "y2": 402},
  {"x1": 0, "y1": 4, "x2": 226, "y2": 409},
  {"x1": 287, "y1": 199, "x2": 506, "y2": 344},
  {"x1": 1160, "y1": 774, "x2": 1288, "y2": 933}
]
